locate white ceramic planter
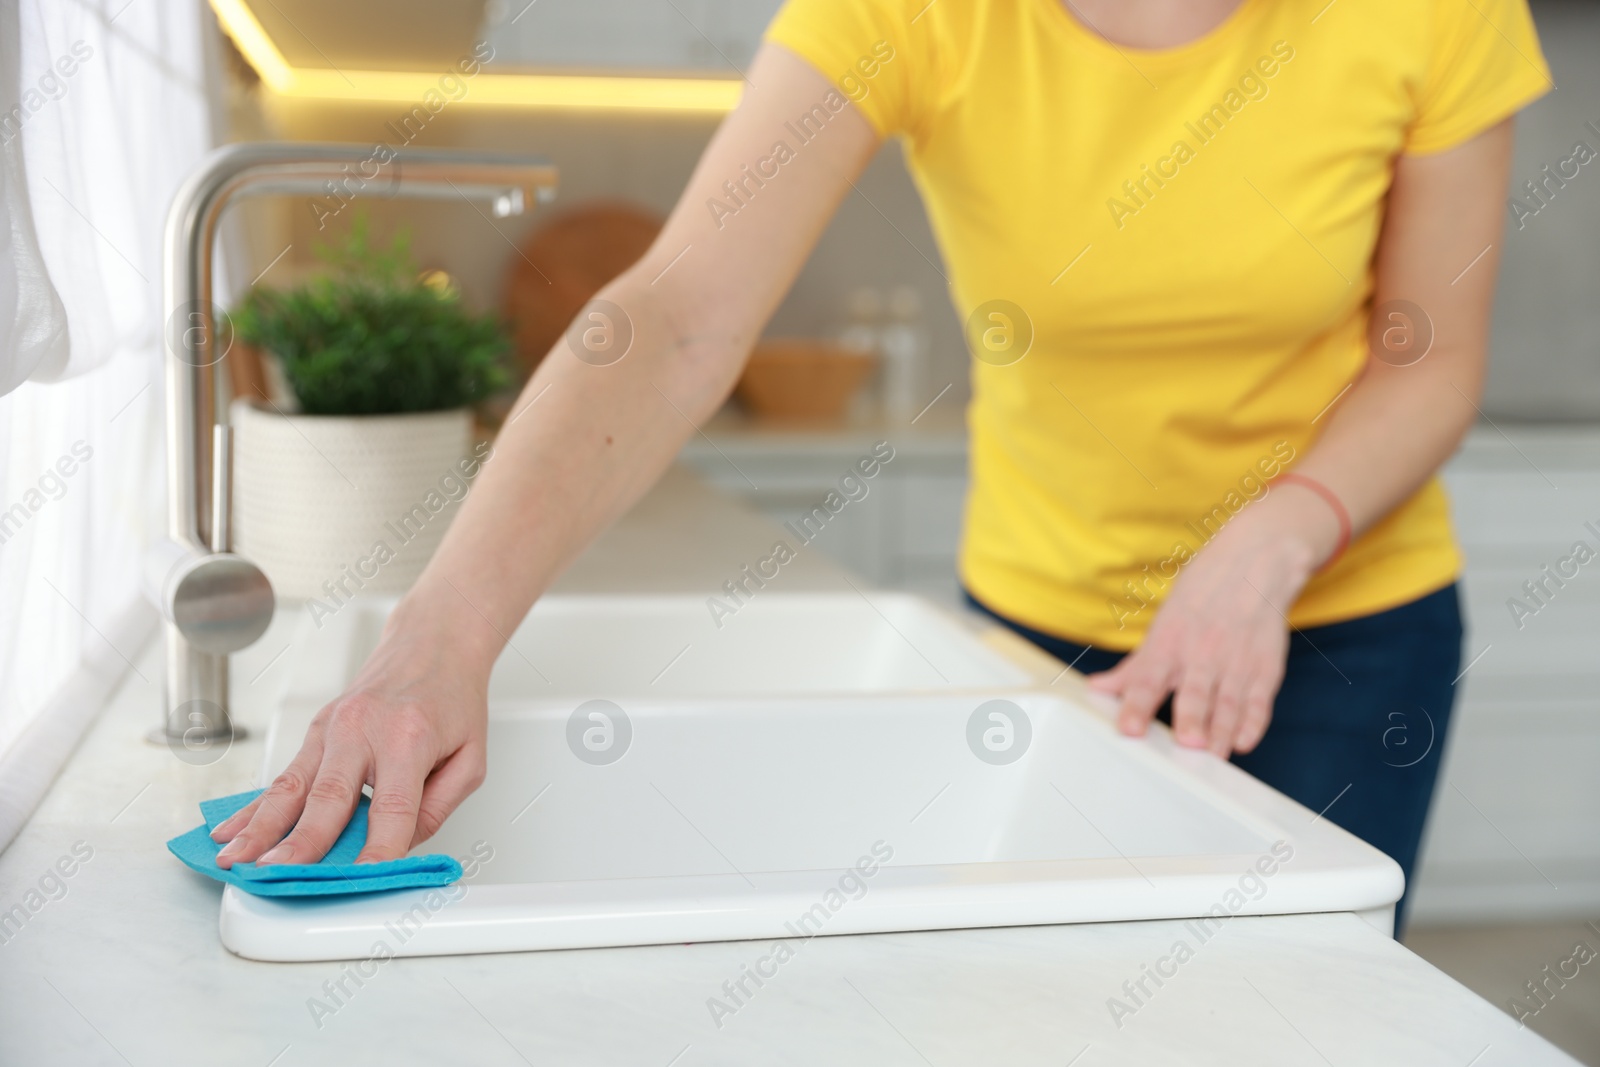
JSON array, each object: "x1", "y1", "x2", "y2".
[{"x1": 231, "y1": 400, "x2": 476, "y2": 601}]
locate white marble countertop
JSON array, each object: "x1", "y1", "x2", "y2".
[{"x1": 0, "y1": 468, "x2": 1577, "y2": 1066}]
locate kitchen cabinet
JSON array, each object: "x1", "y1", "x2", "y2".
[
  {"x1": 484, "y1": 0, "x2": 784, "y2": 72},
  {"x1": 1418, "y1": 427, "x2": 1600, "y2": 922}
]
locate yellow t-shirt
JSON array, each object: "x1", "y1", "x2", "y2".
[{"x1": 767, "y1": 0, "x2": 1550, "y2": 649}]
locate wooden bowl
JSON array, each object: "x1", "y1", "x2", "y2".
[{"x1": 735, "y1": 340, "x2": 875, "y2": 423}]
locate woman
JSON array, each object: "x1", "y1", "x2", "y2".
[{"x1": 213, "y1": 0, "x2": 1548, "y2": 930}]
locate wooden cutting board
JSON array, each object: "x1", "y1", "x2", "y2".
[{"x1": 504, "y1": 200, "x2": 663, "y2": 375}]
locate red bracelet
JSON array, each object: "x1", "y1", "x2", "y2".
[{"x1": 1272, "y1": 471, "x2": 1351, "y2": 568}]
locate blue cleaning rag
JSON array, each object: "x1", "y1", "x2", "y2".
[{"x1": 167, "y1": 789, "x2": 462, "y2": 898}]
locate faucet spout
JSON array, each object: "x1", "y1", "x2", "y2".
[{"x1": 151, "y1": 142, "x2": 557, "y2": 748}]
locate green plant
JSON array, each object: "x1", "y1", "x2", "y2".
[{"x1": 233, "y1": 218, "x2": 510, "y2": 416}]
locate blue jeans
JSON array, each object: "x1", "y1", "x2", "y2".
[{"x1": 964, "y1": 583, "x2": 1463, "y2": 935}]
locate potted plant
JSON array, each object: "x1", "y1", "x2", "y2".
[{"x1": 229, "y1": 219, "x2": 509, "y2": 604}]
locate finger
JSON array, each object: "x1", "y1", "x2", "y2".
[
  {"x1": 405, "y1": 744, "x2": 488, "y2": 853},
  {"x1": 257, "y1": 746, "x2": 369, "y2": 865},
  {"x1": 1116, "y1": 653, "x2": 1175, "y2": 738},
  {"x1": 210, "y1": 794, "x2": 265, "y2": 843},
  {"x1": 1171, "y1": 658, "x2": 1219, "y2": 748},
  {"x1": 1233, "y1": 672, "x2": 1281, "y2": 754},
  {"x1": 355, "y1": 745, "x2": 435, "y2": 864},
  {"x1": 1206, "y1": 666, "x2": 1248, "y2": 758},
  {"x1": 214, "y1": 740, "x2": 324, "y2": 868},
  {"x1": 1085, "y1": 658, "x2": 1128, "y2": 693}
]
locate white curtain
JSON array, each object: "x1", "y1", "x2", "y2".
[{"x1": 0, "y1": 0, "x2": 216, "y2": 850}]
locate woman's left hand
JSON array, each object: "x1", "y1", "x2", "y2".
[{"x1": 1086, "y1": 486, "x2": 1337, "y2": 758}]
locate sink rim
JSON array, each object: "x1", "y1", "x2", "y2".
[{"x1": 275, "y1": 590, "x2": 1079, "y2": 703}]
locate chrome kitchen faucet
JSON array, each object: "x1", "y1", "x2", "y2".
[{"x1": 146, "y1": 142, "x2": 557, "y2": 751}]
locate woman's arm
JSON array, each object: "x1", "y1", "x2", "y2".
[
  {"x1": 1090, "y1": 119, "x2": 1515, "y2": 757},
  {"x1": 213, "y1": 43, "x2": 881, "y2": 866}
]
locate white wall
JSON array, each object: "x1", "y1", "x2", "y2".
[{"x1": 1489, "y1": 0, "x2": 1600, "y2": 419}]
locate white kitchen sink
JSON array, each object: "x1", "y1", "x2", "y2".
[{"x1": 224, "y1": 592, "x2": 1402, "y2": 962}]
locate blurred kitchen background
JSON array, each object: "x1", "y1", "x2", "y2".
[{"x1": 211, "y1": 0, "x2": 1599, "y2": 1056}]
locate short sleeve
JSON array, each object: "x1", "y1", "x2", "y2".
[
  {"x1": 1405, "y1": 0, "x2": 1552, "y2": 155},
  {"x1": 763, "y1": 0, "x2": 937, "y2": 141}
]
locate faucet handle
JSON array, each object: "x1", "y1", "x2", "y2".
[{"x1": 143, "y1": 539, "x2": 275, "y2": 655}]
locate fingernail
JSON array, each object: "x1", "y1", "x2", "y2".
[{"x1": 257, "y1": 844, "x2": 291, "y2": 864}]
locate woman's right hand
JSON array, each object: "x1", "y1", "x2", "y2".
[{"x1": 210, "y1": 602, "x2": 492, "y2": 868}]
